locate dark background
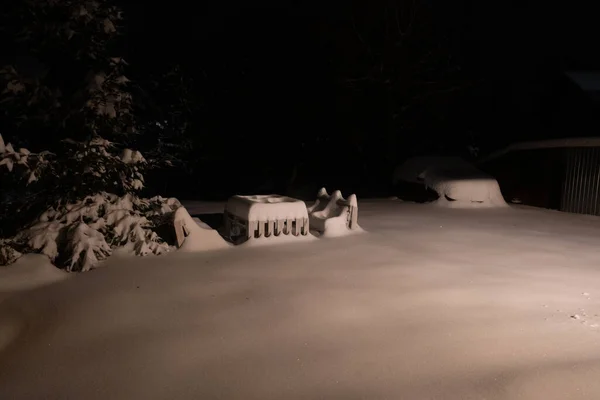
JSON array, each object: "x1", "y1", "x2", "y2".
[{"x1": 79, "y1": 1, "x2": 600, "y2": 198}]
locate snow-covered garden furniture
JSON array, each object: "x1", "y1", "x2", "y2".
[
  {"x1": 224, "y1": 195, "x2": 309, "y2": 244},
  {"x1": 172, "y1": 207, "x2": 229, "y2": 251},
  {"x1": 307, "y1": 188, "x2": 359, "y2": 236}
]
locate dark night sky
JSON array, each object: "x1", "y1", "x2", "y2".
[
  {"x1": 122, "y1": 2, "x2": 600, "y2": 70},
  {"x1": 121, "y1": 1, "x2": 600, "y2": 118},
  {"x1": 115, "y1": 1, "x2": 600, "y2": 196}
]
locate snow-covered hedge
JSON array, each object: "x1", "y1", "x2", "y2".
[
  {"x1": 1, "y1": 132, "x2": 183, "y2": 271},
  {"x1": 1, "y1": 193, "x2": 181, "y2": 271},
  {"x1": 1, "y1": 132, "x2": 180, "y2": 270}
]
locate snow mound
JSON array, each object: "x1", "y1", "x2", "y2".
[
  {"x1": 308, "y1": 188, "x2": 362, "y2": 237},
  {"x1": 0, "y1": 254, "x2": 67, "y2": 355},
  {"x1": 173, "y1": 207, "x2": 231, "y2": 252},
  {"x1": 393, "y1": 157, "x2": 507, "y2": 208},
  {"x1": 0, "y1": 254, "x2": 68, "y2": 295}
]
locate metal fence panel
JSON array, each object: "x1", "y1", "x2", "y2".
[{"x1": 561, "y1": 147, "x2": 600, "y2": 215}]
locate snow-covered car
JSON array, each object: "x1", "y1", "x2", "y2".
[{"x1": 393, "y1": 156, "x2": 507, "y2": 208}]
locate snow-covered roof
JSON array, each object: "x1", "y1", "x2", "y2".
[{"x1": 479, "y1": 137, "x2": 600, "y2": 163}]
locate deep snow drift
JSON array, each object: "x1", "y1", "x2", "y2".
[
  {"x1": 3, "y1": 200, "x2": 600, "y2": 399},
  {"x1": 0, "y1": 254, "x2": 67, "y2": 298}
]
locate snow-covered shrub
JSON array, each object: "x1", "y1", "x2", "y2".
[
  {"x1": 13, "y1": 193, "x2": 181, "y2": 271},
  {"x1": 0, "y1": 240, "x2": 22, "y2": 266},
  {"x1": 2, "y1": 131, "x2": 181, "y2": 270},
  {"x1": 0, "y1": 133, "x2": 152, "y2": 236}
]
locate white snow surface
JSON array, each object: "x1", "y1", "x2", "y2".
[
  {"x1": 0, "y1": 255, "x2": 69, "y2": 350},
  {"x1": 4, "y1": 201, "x2": 600, "y2": 399},
  {"x1": 394, "y1": 157, "x2": 507, "y2": 207},
  {"x1": 0, "y1": 254, "x2": 68, "y2": 297},
  {"x1": 226, "y1": 194, "x2": 308, "y2": 221}
]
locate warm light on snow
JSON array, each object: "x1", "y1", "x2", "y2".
[{"x1": 3, "y1": 201, "x2": 600, "y2": 399}]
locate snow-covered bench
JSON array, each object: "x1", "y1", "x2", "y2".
[
  {"x1": 224, "y1": 195, "x2": 309, "y2": 244},
  {"x1": 307, "y1": 188, "x2": 359, "y2": 235}
]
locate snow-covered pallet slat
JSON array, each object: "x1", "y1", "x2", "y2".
[{"x1": 224, "y1": 195, "x2": 309, "y2": 244}]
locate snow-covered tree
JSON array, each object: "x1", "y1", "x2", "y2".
[
  {"x1": 0, "y1": 0, "x2": 184, "y2": 270},
  {"x1": 1, "y1": 0, "x2": 141, "y2": 189}
]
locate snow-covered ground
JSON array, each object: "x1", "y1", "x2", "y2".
[{"x1": 2, "y1": 200, "x2": 600, "y2": 399}]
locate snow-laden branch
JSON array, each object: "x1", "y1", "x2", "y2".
[{"x1": 0, "y1": 134, "x2": 53, "y2": 184}]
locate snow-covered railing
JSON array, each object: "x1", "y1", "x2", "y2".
[{"x1": 224, "y1": 195, "x2": 309, "y2": 244}]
